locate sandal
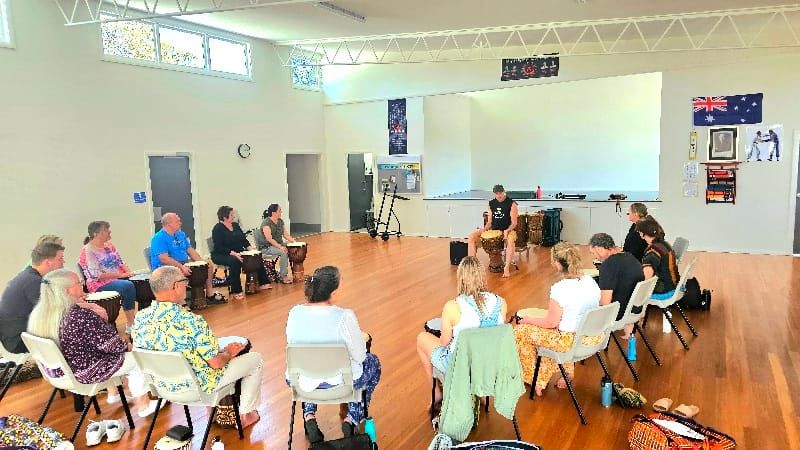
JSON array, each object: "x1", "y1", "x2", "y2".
[
  {"x1": 672, "y1": 404, "x2": 700, "y2": 419},
  {"x1": 653, "y1": 398, "x2": 673, "y2": 412},
  {"x1": 341, "y1": 420, "x2": 356, "y2": 438},
  {"x1": 206, "y1": 292, "x2": 228, "y2": 304}
]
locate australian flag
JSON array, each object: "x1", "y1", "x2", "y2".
[{"x1": 692, "y1": 93, "x2": 763, "y2": 126}]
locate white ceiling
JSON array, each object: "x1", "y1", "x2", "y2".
[{"x1": 172, "y1": 0, "x2": 792, "y2": 42}]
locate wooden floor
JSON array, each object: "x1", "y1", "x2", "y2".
[{"x1": 2, "y1": 232, "x2": 799, "y2": 449}]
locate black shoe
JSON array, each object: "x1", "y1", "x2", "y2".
[
  {"x1": 341, "y1": 420, "x2": 356, "y2": 438},
  {"x1": 304, "y1": 418, "x2": 324, "y2": 444},
  {"x1": 206, "y1": 292, "x2": 227, "y2": 305}
]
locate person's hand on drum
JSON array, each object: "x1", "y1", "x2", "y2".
[
  {"x1": 118, "y1": 270, "x2": 135, "y2": 279},
  {"x1": 280, "y1": 245, "x2": 288, "y2": 254},
  {"x1": 224, "y1": 342, "x2": 245, "y2": 357},
  {"x1": 180, "y1": 264, "x2": 192, "y2": 277},
  {"x1": 231, "y1": 251, "x2": 243, "y2": 263}
]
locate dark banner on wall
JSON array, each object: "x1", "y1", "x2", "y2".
[
  {"x1": 388, "y1": 98, "x2": 407, "y2": 155},
  {"x1": 501, "y1": 56, "x2": 559, "y2": 81}
]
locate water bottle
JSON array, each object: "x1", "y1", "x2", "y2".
[
  {"x1": 627, "y1": 336, "x2": 637, "y2": 361},
  {"x1": 601, "y1": 376, "x2": 613, "y2": 407},
  {"x1": 211, "y1": 436, "x2": 225, "y2": 450},
  {"x1": 536, "y1": 186, "x2": 543, "y2": 199},
  {"x1": 662, "y1": 311, "x2": 672, "y2": 333},
  {"x1": 364, "y1": 417, "x2": 377, "y2": 446}
]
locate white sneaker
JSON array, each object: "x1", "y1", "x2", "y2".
[
  {"x1": 137, "y1": 399, "x2": 166, "y2": 418},
  {"x1": 104, "y1": 419, "x2": 126, "y2": 443},
  {"x1": 86, "y1": 421, "x2": 107, "y2": 446}
]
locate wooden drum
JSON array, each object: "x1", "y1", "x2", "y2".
[
  {"x1": 527, "y1": 211, "x2": 545, "y2": 246},
  {"x1": 129, "y1": 273, "x2": 154, "y2": 310},
  {"x1": 424, "y1": 317, "x2": 442, "y2": 338},
  {"x1": 185, "y1": 261, "x2": 209, "y2": 309},
  {"x1": 214, "y1": 336, "x2": 251, "y2": 427},
  {"x1": 286, "y1": 242, "x2": 308, "y2": 282},
  {"x1": 85, "y1": 291, "x2": 121, "y2": 325},
  {"x1": 479, "y1": 230, "x2": 504, "y2": 273},
  {"x1": 240, "y1": 250, "x2": 263, "y2": 295},
  {"x1": 515, "y1": 213, "x2": 530, "y2": 249}
]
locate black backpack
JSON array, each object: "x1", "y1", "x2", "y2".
[{"x1": 679, "y1": 277, "x2": 711, "y2": 310}]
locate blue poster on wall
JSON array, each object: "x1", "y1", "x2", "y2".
[{"x1": 388, "y1": 98, "x2": 407, "y2": 155}]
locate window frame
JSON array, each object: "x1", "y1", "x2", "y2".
[
  {"x1": 290, "y1": 54, "x2": 323, "y2": 91},
  {"x1": 0, "y1": 0, "x2": 14, "y2": 49},
  {"x1": 99, "y1": 14, "x2": 253, "y2": 82}
]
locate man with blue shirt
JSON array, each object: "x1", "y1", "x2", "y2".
[{"x1": 150, "y1": 213, "x2": 225, "y2": 309}]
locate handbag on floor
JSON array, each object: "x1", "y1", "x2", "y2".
[{"x1": 628, "y1": 411, "x2": 735, "y2": 450}]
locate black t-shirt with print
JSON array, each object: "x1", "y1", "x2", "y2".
[{"x1": 489, "y1": 196, "x2": 515, "y2": 230}]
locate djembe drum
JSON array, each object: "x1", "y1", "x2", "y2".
[
  {"x1": 185, "y1": 261, "x2": 209, "y2": 309},
  {"x1": 85, "y1": 291, "x2": 121, "y2": 325},
  {"x1": 515, "y1": 213, "x2": 530, "y2": 249},
  {"x1": 424, "y1": 318, "x2": 442, "y2": 338},
  {"x1": 214, "y1": 336, "x2": 252, "y2": 427},
  {"x1": 240, "y1": 250, "x2": 263, "y2": 295},
  {"x1": 479, "y1": 230, "x2": 504, "y2": 273},
  {"x1": 129, "y1": 273, "x2": 154, "y2": 310},
  {"x1": 286, "y1": 242, "x2": 308, "y2": 282},
  {"x1": 527, "y1": 211, "x2": 545, "y2": 246},
  {"x1": 513, "y1": 307, "x2": 548, "y2": 324}
]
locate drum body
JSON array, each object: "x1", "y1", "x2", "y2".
[
  {"x1": 129, "y1": 273, "x2": 154, "y2": 310},
  {"x1": 527, "y1": 211, "x2": 545, "y2": 246},
  {"x1": 424, "y1": 318, "x2": 442, "y2": 338},
  {"x1": 480, "y1": 230, "x2": 505, "y2": 273},
  {"x1": 515, "y1": 213, "x2": 529, "y2": 249},
  {"x1": 286, "y1": 242, "x2": 308, "y2": 282},
  {"x1": 240, "y1": 250, "x2": 263, "y2": 294},
  {"x1": 85, "y1": 291, "x2": 121, "y2": 325},
  {"x1": 185, "y1": 261, "x2": 209, "y2": 308}
]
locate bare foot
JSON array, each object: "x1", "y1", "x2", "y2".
[
  {"x1": 239, "y1": 410, "x2": 260, "y2": 429},
  {"x1": 535, "y1": 386, "x2": 545, "y2": 397},
  {"x1": 258, "y1": 284, "x2": 272, "y2": 290},
  {"x1": 233, "y1": 293, "x2": 245, "y2": 300},
  {"x1": 502, "y1": 268, "x2": 511, "y2": 278},
  {"x1": 556, "y1": 376, "x2": 573, "y2": 389}
]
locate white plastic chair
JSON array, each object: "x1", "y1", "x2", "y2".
[
  {"x1": 0, "y1": 340, "x2": 30, "y2": 402},
  {"x1": 286, "y1": 344, "x2": 366, "y2": 449},
  {"x1": 529, "y1": 302, "x2": 620, "y2": 425},
  {"x1": 131, "y1": 348, "x2": 245, "y2": 450},
  {"x1": 644, "y1": 258, "x2": 699, "y2": 350},
  {"x1": 20, "y1": 332, "x2": 134, "y2": 442},
  {"x1": 607, "y1": 277, "x2": 659, "y2": 381},
  {"x1": 672, "y1": 237, "x2": 690, "y2": 264}
]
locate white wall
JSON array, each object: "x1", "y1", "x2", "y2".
[
  {"x1": 323, "y1": 49, "x2": 800, "y2": 254},
  {"x1": 0, "y1": 1, "x2": 324, "y2": 283},
  {"x1": 286, "y1": 154, "x2": 322, "y2": 225},
  {"x1": 468, "y1": 73, "x2": 661, "y2": 192},
  {"x1": 423, "y1": 94, "x2": 472, "y2": 197}
]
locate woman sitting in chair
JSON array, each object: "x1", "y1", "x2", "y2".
[
  {"x1": 210, "y1": 206, "x2": 270, "y2": 300},
  {"x1": 27, "y1": 269, "x2": 160, "y2": 429},
  {"x1": 416, "y1": 256, "x2": 507, "y2": 411},
  {"x1": 636, "y1": 216, "x2": 680, "y2": 300},
  {"x1": 285, "y1": 266, "x2": 381, "y2": 443},
  {"x1": 79, "y1": 221, "x2": 137, "y2": 333},
  {"x1": 514, "y1": 243, "x2": 600, "y2": 396}
]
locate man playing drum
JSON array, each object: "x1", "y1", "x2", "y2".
[
  {"x1": 149, "y1": 213, "x2": 226, "y2": 308},
  {"x1": 467, "y1": 185, "x2": 519, "y2": 277}
]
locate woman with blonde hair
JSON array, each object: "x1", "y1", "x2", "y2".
[
  {"x1": 27, "y1": 269, "x2": 160, "y2": 443},
  {"x1": 416, "y1": 256, "x2": 507, "y2": 408},
  {"x1": 514, "y1": 243, "x2": 600, "y2": 396}
]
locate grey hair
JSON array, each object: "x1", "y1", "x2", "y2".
[
  {"x1": 589, "y1": 233, "x2": 615, "y2": 249},
  {"x1": 150, "y1": 266, "x2": 183, "y2": 294},
  {"x1": 629, "y1": 203, "x2": 648, "y2": 218},
  {"x1": 27, "y1": 269, "x2": 79, "y2": 342},
  {"x1": 160, "y1": 213, "x2": 176, "y2": 227}
]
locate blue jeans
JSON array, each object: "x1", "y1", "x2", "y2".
[
  {"x1": 300, "y1": 353, "x2": 381, "y2": 423},
  {"x1": 97, "y1": 279, "x2": 136, "y2": 311}
]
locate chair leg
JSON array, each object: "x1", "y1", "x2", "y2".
[
  {"x1": 484, "y1": 396, "x2": 489, "y2": 413},
  {"x1": 558, "y1": 364, "x2": 586, "y2": 425},
  {"x1": 642, "y1": 306, "x2": 650, "y2": 329},
  {"x1": 362, "y1": 389, "x2": 370, "y2": 419},
  {"x1": 117, "y1": 385, "x2": 135, "y2": 430},
  {"x1": 201, "y1": 406, "x2": 217, "y2": 449},
  {"x1": 529, "y1": 355, "x2": 542, "y2": 400},
  {"x1": 674, "y1": 303, "x2": 698, "y2": 336},
  {"x1": 595, "y1": 353, "x2": 612, "y2": 380},
  {"x1": 91, "y1": 396, "x2": 101, "y2": 415},
  {"x1": 184, "y1": 405, "x2": 193, "y2": 433},
  {"x1": 141, "y1": 398, "x2": 163, "y2": 450},
  {"x1": 70, "y1": 395, "x2": 95, "y2": 442},
  {"x1": 58, "y1": 389, "x2": 66, "y2": 398},
  {"x1": 38, "y1": 388, "x2": 58, "y2": 424},
  {"x1": 512, "y1": 415, "x2": 522, "y2": 440},
  {"x1": 430, "y1": 377, "x2": 437, "y2": 421},
  {"x1": 665, "y1": 308, "x2": 690, "y2": 350},
  {"x1": 610, "y1": 333, "x2": 639, "y2": 381},
  {"x1": 0, "y1": 364, "x2": 22, "y2": 402},
  {"x1": 288, "y1": 400, "x2": 297, "y2": 450},
  {"x1": 635, "y1": 323, "x2": 661, "y2": 366},
  {"x1": 233, "y1": 394, "x2": 244, "y2": 439}
]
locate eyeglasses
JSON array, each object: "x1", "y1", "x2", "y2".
[{"x1": 172, "y1": 278, "x2": 189, "y2": 289}]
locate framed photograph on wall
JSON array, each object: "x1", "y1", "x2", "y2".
[{"x1": 708, "y1": 127, "x2": 738, "y2": 161}]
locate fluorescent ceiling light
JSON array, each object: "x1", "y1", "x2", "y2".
[{"x1": 315, "y1": 2, "x2": 366, "y2": 23}]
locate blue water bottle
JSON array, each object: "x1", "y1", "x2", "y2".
[
  {"x1": 627, "y1": 336, "x2": 637, "y2": 361},
  {"x1": 364, "y1": 417, "x2": 377, "y2": 448},
  {"x1": 601, "y1": 376, "x2": 613, "y2": 407}
]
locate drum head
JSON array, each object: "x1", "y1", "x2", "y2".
[
  {"x1": 129, "y1": 273, "x2": 151, "y2": 281},
  {"x1": 286, "y1": 242, "x2": 306, "y2": 247},
  {"x1": 86, "y1": 291, "x2": 119, "y2": 300},
  {"x1": 480, "y1": 230, "x2": 502, "y2": 239},
  {"x1": 185, "y1": 261, "x2": 207, "y2": 267},
  {"x1": 240, "y1": 250, "x2": 260, "y2": 256},
  {"x1": 426, "y1": 318, "x2": 442, "y2": 331},
  {"x1": 581, "y1": 268, "x2": 599, "y2": 278},
  {"x1": 517, "y1": 308, "x2": 547, "y2": 319}
]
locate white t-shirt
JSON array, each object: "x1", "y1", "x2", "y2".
[{"x1": 550, "y1": 275, "x2": 601, "y2": 332}]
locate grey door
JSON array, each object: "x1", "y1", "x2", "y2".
[
  {"x1": 347, "y1": 154, "x2": 372, "y2": 231},
  {"x1": 149, "y1": 155, "x2": 196, "y2": 246}
]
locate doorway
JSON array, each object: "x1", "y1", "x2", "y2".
[
  {"x1": 347, "y1": 153, "x2": 375, "y2": 231},
  {"x1": 286, "y1": 154, "x2": 322, "y2": 238},
  {"x1": 793, "y1": 131, "x2": 800, "y2": 255},
  {"x1": 148, "y1": 155, "x2": 197, "y2": 246}
]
